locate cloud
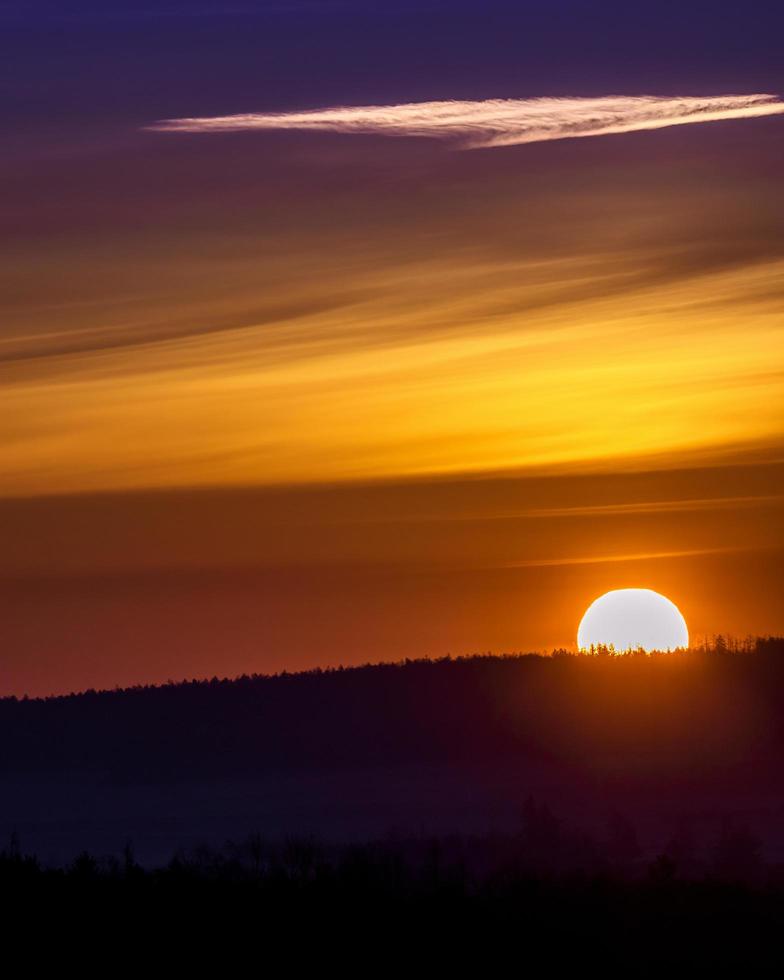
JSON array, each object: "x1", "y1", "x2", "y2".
[
  {"x1": 150, "y1": 94, "x2": 784, "y2": 149},
  {"x1": 333, "y1": 494, "x2": 784, "y2": 525},
  {"x1": 503, "y1": 546, "x2": 746, "y2": 568}
]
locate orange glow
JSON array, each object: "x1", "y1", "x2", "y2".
[
  {"x1": 2, "y1": 254, "x2": 783, "y2": 495},
  {"x1": 2, "y1": 90, "x2": 783, "y2": 695}
]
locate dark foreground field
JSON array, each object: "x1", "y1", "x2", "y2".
[{"x1": 3, "y1": 832, "x2": 784, "y2": 967}]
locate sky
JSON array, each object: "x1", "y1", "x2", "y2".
[{"x1": 1, "y1": 1, "x2": 783, "y2": 695}]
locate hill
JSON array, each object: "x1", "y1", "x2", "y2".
[{"x1": 2, "y1": 640, "x2": 783, "y2": 864}]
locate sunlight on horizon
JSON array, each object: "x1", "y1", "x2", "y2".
[{"x1": 577, "y1": 588, "x2": 689, "y2": 653}]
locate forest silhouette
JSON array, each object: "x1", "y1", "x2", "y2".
[
  {"x1": 4, "y1": 639, "x2": 784, "y2": 961},
  {"x1": 2, "y1": 636, "x2": 783, "y2": 781},
  {"x1": 2, "y1": 811, "x2": 784, "y2": 967}
]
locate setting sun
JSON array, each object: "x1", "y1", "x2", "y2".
[{"x1": 577, "y1": 588, "x2": 689, "y2": 652}]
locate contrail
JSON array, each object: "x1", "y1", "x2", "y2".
[{"x1": 150, "y1": 94, "x2": 784, "y2": 149}]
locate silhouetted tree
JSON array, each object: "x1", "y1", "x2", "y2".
[
  {"x1": 606, "y1": 812, "x2": 641, "y2": 869},
  {"x1": 521, "y1": 797, "x2": 561, "y2": 868},
  {"x1": 712, "y1": 822, "x2": 763, "y2": 884}
]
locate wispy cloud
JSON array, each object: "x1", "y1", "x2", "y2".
[
  {"x1": 503, "y1": 546, "x2": 746, "y2": 569},
  {"x1": 327, "y1": 494, "x2": 784, "y2": 526},
  {"x1": 150, "y1": 94, "x2": 784, "y2": 149}
]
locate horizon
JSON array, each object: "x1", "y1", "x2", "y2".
[{"x1": 4, "y1": 634, "x2": 779, "y2": 703}]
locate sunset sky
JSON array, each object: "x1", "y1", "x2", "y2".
[{"x1": 2, "y1": 1, "x2": 783, "y2": 695}]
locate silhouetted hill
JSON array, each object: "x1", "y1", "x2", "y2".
[
  {"x1": 3, "y1": 640, "x2": 784, "y2": 779},
  {"x1": 2, "y1": 640, "x2": 784, "y2": 863}
]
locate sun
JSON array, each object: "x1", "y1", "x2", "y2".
[{"x1": 577, "y1": 588, "x2": 689, "y2": 653}]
